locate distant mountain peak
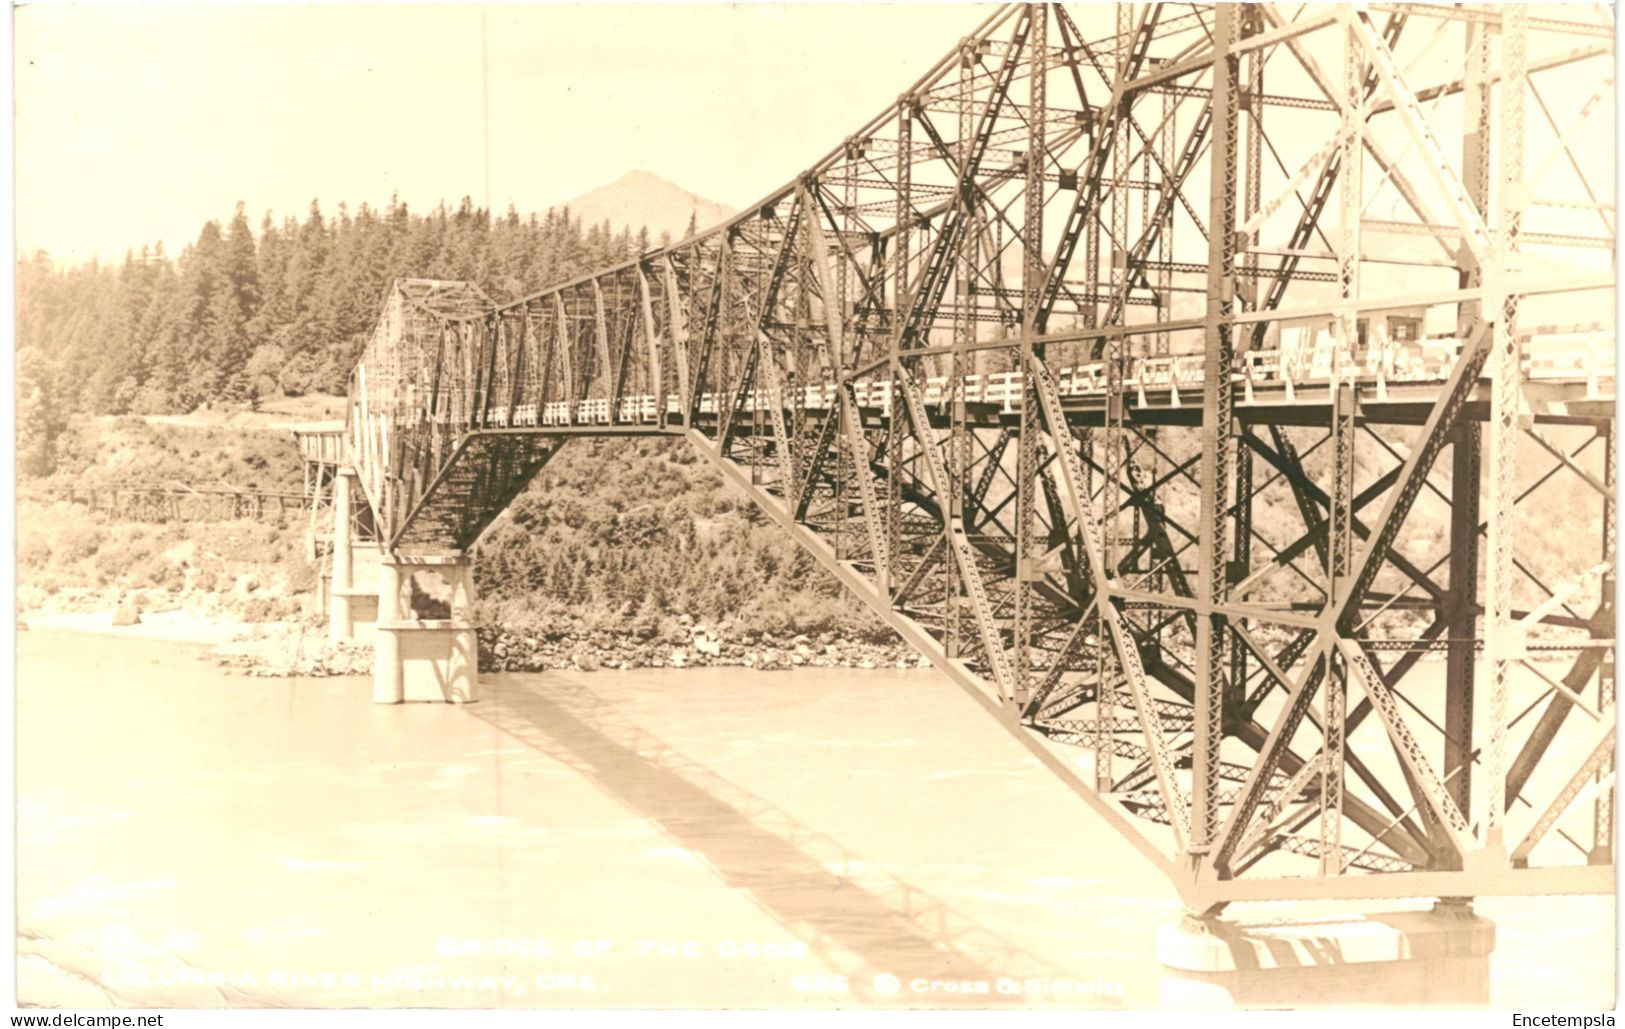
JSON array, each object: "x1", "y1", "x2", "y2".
[{"x1": 559, "y1": 171, "x2": 734, "y2": 243}]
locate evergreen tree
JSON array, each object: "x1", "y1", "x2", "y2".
[
  {"x1": 13, "y1": 191, "x2": 674, "y2": 426},
  {"x1": 284, "y1": 200, "x2": 331, "y2": 370},
  {"x1": 250, "y1": 213, "x2": 293, "y2": 345}
]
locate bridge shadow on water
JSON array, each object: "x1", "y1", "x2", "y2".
[{"x1": 468, "y1": 673, "x2": 1107, "y2": 1007}]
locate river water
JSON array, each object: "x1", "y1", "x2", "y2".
[{"x1": 15, "y1": 629, "x2": 1614, "y2": 1009}]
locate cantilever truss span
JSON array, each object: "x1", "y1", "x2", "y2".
[{"x1": 342, "y1": 3, "x2": 1618, "y2": 911}]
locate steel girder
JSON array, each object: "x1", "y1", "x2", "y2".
[{"x1": 341, "y1": 4, "x2": 1617, "y2": 909}]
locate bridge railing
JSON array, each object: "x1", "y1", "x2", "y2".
[
  {"x1": 397, "y1": 312, "x2": 1618, "y2": 434},
  {"x1": 347, "y1": 267, "x2": 1614, "y2": 540}
]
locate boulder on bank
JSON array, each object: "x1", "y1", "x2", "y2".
[{"x1": 111, "y1": 596, "x2": 142, "y2": 627}]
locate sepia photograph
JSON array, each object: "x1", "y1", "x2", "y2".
[{"x1": 9, "y1": 0, "x2": 1620, "y2": 1017}]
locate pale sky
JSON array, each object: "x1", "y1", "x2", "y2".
[{"x1": 14, "y1": 2, "x2": 995, "y2": 266}]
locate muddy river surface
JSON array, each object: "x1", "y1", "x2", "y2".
[{"x1": 15, "y1": 629, "x2": 1614, "y2": 1009}]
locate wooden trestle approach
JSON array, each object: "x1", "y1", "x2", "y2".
[{"x1": 300, "y1": 4, "x2": 1616, "y2": 916}]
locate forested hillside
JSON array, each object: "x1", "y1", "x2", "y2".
[
  {"x1": 14, "y1": 192, "x2": 906, "y2": 667},
  {"x1": 478, "y1": 437, "x2": 897, "y2": 646},
  {"x1": 15, "y1": 197, "x2": 674, "y2": 476}
]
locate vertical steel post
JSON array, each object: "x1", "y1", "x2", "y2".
[
  {"x1": 1095, "y1": 0, "x2": 1133, "y2": 793},
  {"x1": 885, "y1": 98, "x2": 912, "y2": 601},
  {"x1": 1109, "y1": 4, "x2": 1130, "y2": 330},
  {"x1": 1243, "y1": 3, "x2": 1263, "y2": 304},
  {"x1": 1230, "y1": 436, "x2": 1252, "y2": 713},
  {"x1": 1013, "y1": 4, "x2": 1046, "y2": 706},
  {"x1": 1316, "y1": 4, "x2": 1367, "y2": 875},
  {"x1": 1155, "y1": 51, "x2": 1174, "y2": 358},
  {"x1": 1485, "y1": 3, "x2": 1528, "y2": 849},
  {"x1": 1444, "y1": 423, "x2": 1482, "y2": 848},
  {"x1": 1323, "y1": 382, "x2": 1357, "y2": 872},
  {"x1": 947, "y1": 42, "x2": 976, "y2": 659},
  {"x1": 1595, "y1": 423, "x2": 1616, "y2": 863},
  {"x1": 1092, "y1": 429, "x2": 1115, "y2": 791},
  {"x1": 1192, "y1": 2, "x2": 1239, "y2": 857},
  {"x1": 1444, "y1": 14, "x2": 1493, "y2": 855},
  {"x1": 1230, "y1": 4, "x2": 1263, "y2": 718}
]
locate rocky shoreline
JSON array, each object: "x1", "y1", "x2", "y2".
[
  {"x1": 209, "y1": 628, "x2": 374, "y2": 677},
  {"x1": 204, "y1": 622, "x2": 931, "y2": 678},
  {"x1": 189, "y1": 618, "x2": 933, "y2": 678},
  {"x1": 479, "y1": 622, "x2": 932, "y2": 673}
]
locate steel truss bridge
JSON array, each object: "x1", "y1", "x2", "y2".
[{"x1": 338, "y1": 3, "x2": 1617, "y2": 913}]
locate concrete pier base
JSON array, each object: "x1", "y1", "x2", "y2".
[
  {"x1": 372, "y1": 559, "x2": 403, "y2": 703},
  {"x1": 324, "y1": 470, "x2": 379, "y2": 644},
  {"x1": 1157, "y1": 904, "x2": 1495, "y2": 1009},
  {"x1": 373, "y1": 553, "x2": 478, "y2": 704},
  {"x1": 329, "y1": 580, "x2": 379, "y2": 644},
  {"x1": 327, "y1": 470, "x2": 356, "y2": 643}
]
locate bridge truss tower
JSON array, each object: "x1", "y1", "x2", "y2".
[{"x1": 340, "y1": 3, "x2": 1616, "y2": 913}]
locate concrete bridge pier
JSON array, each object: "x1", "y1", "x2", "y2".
[
  {"x1": 1156, "y1": 900, "x2": 1495, "y2": 1009},
  {"x1": 325, "y1": 468, "x2": 379, "y2": 644},
  {"x1": 328, "y1": 469, "x2": 355, "y2": 642},
  {"x1": 373, "y1": 551, "x2": 479, "y2": 705}
]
